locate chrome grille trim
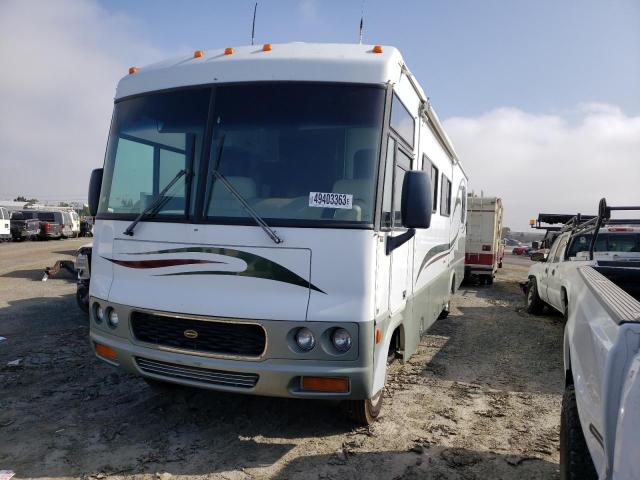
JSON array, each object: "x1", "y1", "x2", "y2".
[{"x1": 136, "y1": 357, "x2": 259, "y2": 389}]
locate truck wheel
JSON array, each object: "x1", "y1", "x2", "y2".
[
  {"x1": 560, "y1": 384, "x2": 597, "y2": 480},
  {"x1": 344, "y1": 390, "x2": 383, "y2": 426},
  {"x1": 525, "y1": 278, "x2": 545, "y2": 314},
  {"x1": 498, "y1": 261, "x2": 503, "y2": 268},
  {"x1": 486, "y1": 275, "x2": 494, "y2": 285}
]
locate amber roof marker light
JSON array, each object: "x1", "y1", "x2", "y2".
[
  {"x1": 224, "y1": 47, "x2": 234, "y2": 55},
  {"x1": 262, "y1": 43, "x2": 272, "y2": 52},
  {"x1": 372, "y1": 45, "x2": 383, "y2": 54},
  {"x1": 193, "y1": 50, "x2": 204, "y2": 58},
  {"x1": 128, "y1": 66, "x2": 138, "y2": 75}
]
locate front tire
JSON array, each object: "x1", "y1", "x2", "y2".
[
  {"x1": 560, "y1": 384, "x2": 597, "y2": 480},
  {"x1": 525, "y1": 277, "x2": 545, "y2": 314},
  {"x1": 344, "y1": 390, "x2": 383, "y2": 426}
]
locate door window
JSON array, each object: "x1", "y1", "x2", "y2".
[
  {"x1": 423, "y1": 155, "x2": 438, "y2": 213},
  {"x1": 381, "y1": 138, "x2": 395, "y2": 229},
  {"x1": 392, "y1": 148, "x2": 412, "y2": 228}
]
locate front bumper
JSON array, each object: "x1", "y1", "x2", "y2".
[{"x1": 89, "y1": 298, "x2": 375, "y2": 400}]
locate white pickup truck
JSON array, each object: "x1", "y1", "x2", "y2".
[{"x1": 524, "y1": 200, "x2": 640, "y2": 479}]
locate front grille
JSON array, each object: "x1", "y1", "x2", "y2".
[
  {"x1": 130, "y1": 312, "x2": 266, "y2": 357},
  {"x1": 136, "y1": 357, "x2": 258, "y2": 388}
]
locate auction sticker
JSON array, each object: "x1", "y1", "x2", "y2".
[{"x1": 309, "y1": 192, "x2": 353, "y2": 209}]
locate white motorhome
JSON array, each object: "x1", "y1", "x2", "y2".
[
  {"x1": 87, "y1": 43, "x2": 467, "y2": 424},
  {"x1": 0, "y1": 207, "x2": 10, "y2": 241},
  {"x1": 465, "y1": 195, "x2": 504, "y2": 284}
]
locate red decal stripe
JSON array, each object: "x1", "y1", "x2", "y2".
[{"x1": 110, "y1": 259, "x2": 224, "y2": 269}]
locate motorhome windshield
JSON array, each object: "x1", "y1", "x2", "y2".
[{"x1": 98, "y1": 83, "x2": 385, "y2": 227}]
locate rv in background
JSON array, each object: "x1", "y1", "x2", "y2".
[
  {"x1": 0, "y1": 207, "x2": 10, "y2": 241},
  {"x1": 87, "y1": 42, "x2": 467, "y2": 425},
  {"x1": 465, "y1": 195, "x2": 504, "y2": 285}
]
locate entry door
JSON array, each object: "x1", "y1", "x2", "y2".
[{"x1": 385, "y1": 138, "x2": 412, "y2": 314}]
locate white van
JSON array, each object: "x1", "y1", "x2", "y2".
[
  {"x1": 70, "y1": 211, "x2": 80, "y2": 237},
  {"x1": 0, "y1": 207, "x2": 10, "y2": 241},
  {"x1": 87, "y1": 43, "x2": 467, "y2": 424}
]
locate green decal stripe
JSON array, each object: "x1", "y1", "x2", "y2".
[
  {"x1": 124, "y1": 246, "x2": 325, "y2": 294},
  {"x1": 416, "y1": 230, "x2": 460, "y2": 280}
]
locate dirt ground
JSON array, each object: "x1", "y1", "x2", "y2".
[{"x1": 0, "y1": 242, "x2": 565, "y2": 479}]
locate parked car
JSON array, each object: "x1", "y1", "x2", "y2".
[
  {"x1": 531, "y1": 199, "x2": 640, "y2": 479},
  {"x1": 512, "y1": 245, "x2": 530, "y2": 255},
  {"x1": 9, "y1": 211, "x2": 41, "y2": 241},
  {"x1": 17, "y1": 210, "x2": 62, "y2": 240},
  {"x1": 0, "y1": 207, "x2": 10, "y2": 242}
]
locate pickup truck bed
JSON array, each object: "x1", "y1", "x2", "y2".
[
  {"x1": 590, "y1": 264, "x2": 640, "y2": 303},
  {"x1": 563, "y1": 263, "x2": 640, "y2": 479}
]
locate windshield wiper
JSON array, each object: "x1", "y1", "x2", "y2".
[
  {"x1": 206, "y1": 135, "x2": 282, "y2": 244},
  {"x1": 123, "y1": 168, "x2": 188, "y2": 236}
]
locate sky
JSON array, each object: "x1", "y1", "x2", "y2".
[{"x1": 0, "y1": 0, "x2": 638, "y2": 229}]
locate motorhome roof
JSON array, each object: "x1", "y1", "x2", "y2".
[
  {"x1": 116, "y1": 43, "x2": 405, "y2": 100},
  {"x1": 116, "y1": 42, "x2": 462, "y2": 167}
]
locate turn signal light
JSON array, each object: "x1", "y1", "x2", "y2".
[
  {"x1": 608, "y1": 227, "x2": 633, "y2": 232},
  {"x1": 224, "y1": 47, "x2": 234, "y2": 55},
  {"x1": 372, "y1": 45, "x2": 383, "y2": 54},
  {"x1": 529, "y1": 219, "x2": 535, "y2": 226},
  {"x1": 375, "y1": 328, "x2": 382, "y2": 344},
  {"x1": 301, "y1": 376, "x2": 349, "y2": 393},
  {"x1": 262, "y1": 43, "x2": 272, "y2": 52},
  {"x1": 95, "y1": 343, "x2": 117, "y2": 361},
  {"x1": 128, "y1": 66, "x2": 138, "y2": 75},
  {"x1": 193, "y1": 50, "x2": 204, "y2": 58}
]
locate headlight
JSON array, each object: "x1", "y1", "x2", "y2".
[
  {"x1": 93, "y1": 303, "x2": 105, "y2": 323},
  {"x1": 107, "y1": 309, "x2": 119, "y2": 328},
  {"x1": 295, "y1": 328, "x2": 315, "y2": 351},
  {"x1": 332, "y1": 328, "x2": 352, "y2": 352}
]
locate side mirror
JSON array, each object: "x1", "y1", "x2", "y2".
[
  {"x1": 531, "y1": 252, "x2": 546, "y2": 262},
  {"x1": 88, "y1": 168, "x2": 103, "y2": 217},
  {"x1": 401, "y1": 171, "x2": 432, "y2": 229}
]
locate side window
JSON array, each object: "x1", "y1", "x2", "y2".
[
  {"x1": 440, "y1": 174, "x2": 452, "y2": 216},
  {"x1": 547, "y1": 237, "x2": 561, "y2": 262},
  {"x1": 461, "y1": 186, "x2": 467, "y2": 223},
  {"x1": 553, "y1": 235, "x2": 569, "y2": 262},
  {"x1": 381, "y1": 138, "x2": 395, "y2": 229},
  {"x1": 390, "y1": 94, "x2": 415, "y2": 148},
  {"x1": 423, "y1": 154, "x2": 438, "y2": 213}
]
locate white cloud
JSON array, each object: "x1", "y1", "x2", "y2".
[
  {"x1": 0, "y1": 0, "x2": 162, "y2": 202},
  {"x1": 443, "y1": 105, "x2": 640, "y2": 231}
]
